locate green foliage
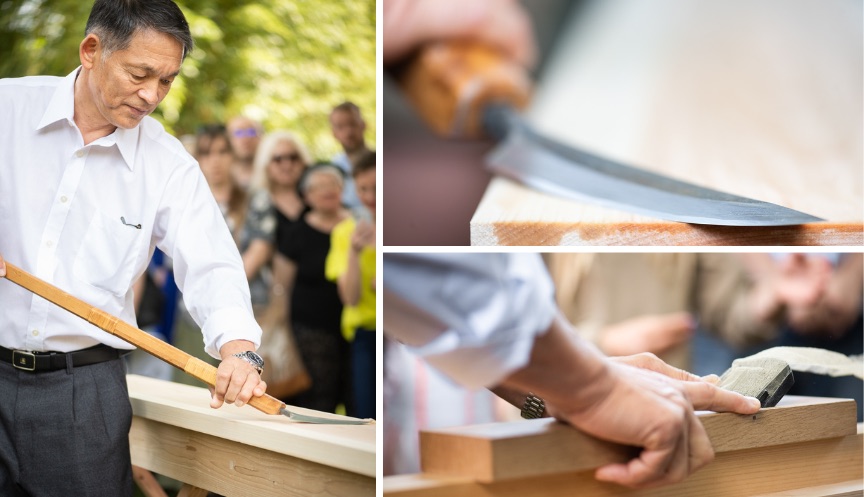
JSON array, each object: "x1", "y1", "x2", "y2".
[{"x1": 0, "y1": 0, "x2": 376, "y2": 160}]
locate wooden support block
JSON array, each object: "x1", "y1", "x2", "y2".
[
  {"x1": 420, "y1": 396, "x2": 856, "y2": 483},
  {"x1": 176, "y1": 485, "x2": 209, "y2": 497},
  {"x1": 126, "y1": 375, "x2": 375, "y2": 497},
  {"x1": 470, "y1": 0, "x2": 863, "y2": 246},
  {"x1": 385, "y1": 427, "x2": 864, "y2": 497}
]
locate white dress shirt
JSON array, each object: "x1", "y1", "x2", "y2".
[
  {"x1": 382, "y1": 253, "x2": 556, "y2": 389},
  {"x1": 0, "y1": 68, "x2": 261, "y2": 357}
]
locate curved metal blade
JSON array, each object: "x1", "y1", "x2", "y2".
[
  {"x1": 485, "y1": 118, "x2": 823, "y2": 226},
  {"x1": 279, "y1": 407, "x2": 372, "y2": 425}
]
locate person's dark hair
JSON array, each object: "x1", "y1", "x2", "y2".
[
  {"x1": 353, "y1": 151, "x2": 376, "y2": 178},
  {"x1": 85, "y1": 0, "x2": 194, "y2": 60}
]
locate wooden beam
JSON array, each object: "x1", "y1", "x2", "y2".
[
  {"x1": 385, "y1": 429, "x2": 864, "y2": 497},
  {"x1": 420, "y1": 396, "x2": 856, "y2": 483},
  {"x1": 126, "y1": 375, "x2": 375, "y2": 497},
  {"x1": 751, "y1": 481, "x2": 863, "y2": 497},
  {"x1": 126, "y1": 374, "x2": 375, "y2": 477}
]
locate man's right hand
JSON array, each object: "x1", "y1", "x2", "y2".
[{"x1": 553, "y1": 353, "x2": 760, "y2": 489}]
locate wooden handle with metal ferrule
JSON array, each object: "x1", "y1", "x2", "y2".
[
  {"x1": 397, "y1": 41, "x2": 532, "y2": 138},
  {"x1": 2, "y1": 262, "x2": 285, "y2": 416}
]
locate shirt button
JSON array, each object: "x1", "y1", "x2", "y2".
[
  {"x1": 32, "y1": 330, "x2": 39, "y2": 337},
  {"x1": 45, "y1": 241, "x2": 53, "y2": 248},
  {"x1": 60, "y1": 195, "x2": 68, "y2": 203},
  {"x1": 76, "y1": 150, "x2": 85, "y2": 158}
]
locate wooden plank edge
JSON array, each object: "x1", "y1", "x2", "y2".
[
  {"x1": 388, "y1": 432, "x2": 864, "y2": 497},
  {"x1": 420, "y1": 396, "x2": 856, "y2": 482},
  {"x1": 470, "y1": 220, "x2": 864, "y2": 246},
  {"x1": 750, "y1": 480, "x2": 863, "y2": 497}
]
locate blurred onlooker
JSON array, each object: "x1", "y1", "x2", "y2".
[
  {"x1": 265, "y1": 164, "x2": 351, "y2": 412},
  {"x1": 544, "y1": 253, "x2": 835, "y2": 371},
  {"x1": 252, "y1": 131, "x2": 312, "y2": 240},
  {"x1": 330, "y1": 102, "x2": 371, "y2": 209},
  {"x1": 326, "y1": 151, "x2": 377, "y2": 419},
  {"x1": 740, "y1": 253, "x2": 863, "y2": 420},
  {"x1": 227, "y1": 115, "x2": 263, "y2": 191}
]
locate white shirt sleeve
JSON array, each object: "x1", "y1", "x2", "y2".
[{"x1": 383, "y1": 253, "x2": 557, "y2": 389}]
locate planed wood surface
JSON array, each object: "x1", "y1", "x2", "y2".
[
  {"x1": 470, "y1": 0, "x2": 863, "y2": 246},
  {"x1": 419, "y1": 396, "x2": 857, "y2": 483},
  {"x1": 751, "y1": 481, "x2": 864, "y2": 497},
  {"x1": 126, "y1": 375, "x2": 375, "y2": 479},
  {"x1": 385, "y1": 424, "x2": 863, "y2": 497}
]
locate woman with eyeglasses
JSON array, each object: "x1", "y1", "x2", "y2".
[
  {"x1": 250, "y1": 131, "x2": 312, "y2": 237},
  {"x1": 262, "y1": 164, "x2": 352, "y2": 412}
]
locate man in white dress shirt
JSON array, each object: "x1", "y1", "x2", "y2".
[
  {"x1": 0, "y1": 1, "x2": 266, "y2": 494},
  {"x1": 384, "y1": 253, "x2": 763, "y2": 489}
]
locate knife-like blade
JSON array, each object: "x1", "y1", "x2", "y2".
[{"x1": 485, "y1": 108, "x2": 823, "y2": 226}]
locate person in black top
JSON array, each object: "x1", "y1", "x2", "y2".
[{"x1": 271, "y1": 164, "x2": 351, "y2": 412}]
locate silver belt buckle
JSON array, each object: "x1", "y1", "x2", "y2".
[{"x1": 12, "y1": 350, "x2": 36, "y2": 371}]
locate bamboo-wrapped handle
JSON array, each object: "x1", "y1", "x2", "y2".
[
  {"x1": 398, "y1": 41, "x2": 532, "y2": 138},
  {"x1": 3, "y1": 262, "x2": 285, "y2": 416}
]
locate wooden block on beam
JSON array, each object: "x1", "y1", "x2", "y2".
[
  {"x1": 387, "y1": 428, "x2": 864, "y2": 497},
  {"x1": 420, "y1": 396, "x2": 857, "y2": 483}
]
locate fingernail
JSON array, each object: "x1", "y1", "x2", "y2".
[
  {"x1": 702, "y1": 374, "x2": 720, "y2": 384},
  {"x1": 748, "y1": 397, "x2": 762, "y2": 409}
]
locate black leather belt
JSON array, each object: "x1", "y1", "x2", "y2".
[{"x1": 0, "y1": 344, "x2": 124, "y2": 372}]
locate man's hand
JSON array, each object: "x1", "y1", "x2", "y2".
[
  {"x1": 351, "y1": 220, "x2": 376, "y2": 253},
  {"x1": 553, "y1": 354, "x2": 760, "y2": 488},
  {"x1": 383, "y1": 0, "x2": 536, "y2": 67},
  {"x1": 503, "y1": 315, "x2": 760, "y2": 490},
  {"x1": 210, "y1": 340, "x2": 267, "y2": 409}
]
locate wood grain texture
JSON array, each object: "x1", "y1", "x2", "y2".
[
  {"x1": 176, "y1": 485, "x2": 209, "y2": 497},
  {"x1": 471, "y1": 0, "x2": 863, "y2": 246},
  {"x1": 130, "y1": 417, "x2": 374, "y2": 497},
  {"x1": 385, "y1": 429, "x2": 864, "y2": 497},
  {"x1": 126, "y1": 375, "x2": 375, "y2": 478},
  {"x1": 420, "y1": 396, "x2": 856, "y2": 483},
  {"x1": 751, "y1": 481, "x2": 863, "y2": 497}
]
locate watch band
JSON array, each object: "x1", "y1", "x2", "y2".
[{"x1": 521, "y1": 393, "x2": 546, "y2": 419}]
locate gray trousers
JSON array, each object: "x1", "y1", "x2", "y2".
[{"x1": 0, "y1": 357, "x2": 133, "y2": 497}]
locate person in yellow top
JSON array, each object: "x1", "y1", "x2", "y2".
[{"x1": 326, "y1": 151, "x2": 376, "y2": 419}]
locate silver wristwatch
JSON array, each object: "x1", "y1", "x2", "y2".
[
  {"x1": 232, "y1": 351, "x2": 264, "y2": 375},
  {"x1": 520, "y1": 393, "x2": 546, "y2": 419}
]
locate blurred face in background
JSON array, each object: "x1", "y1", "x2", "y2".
[
  {"x1": 267, "y1": 139, "x2": 307, "y2": 189},
  {"x1": 197, "y1": 134, "x2": 234, "y2": 188},
  {"x1": 303, "y1": 169, "x2": 344, "y2": 213},
  {"x1": 355, "y1": 167, "x2": 376, "y2": 215},
  {"x1": 330, "y1": 109, "x2": 366, "y2": 153},
  {"x1": 227, "y1": 116, "x2": 261, "y2": 162}
]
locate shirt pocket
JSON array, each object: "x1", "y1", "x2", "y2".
[{"x1": 72, "y1": 211, "x2": 142, "y2": 297}]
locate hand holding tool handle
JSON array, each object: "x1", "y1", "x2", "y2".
[
  {"x1": 398, "y1": 41, "x2": 532, "y2": 138},
  {"x1": 3, "y1": 262, "x2": 286, "y2": 416}
]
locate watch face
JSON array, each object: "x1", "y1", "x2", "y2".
[{"x1": 244, "y1": 351, "x2": 264, "y2": 367}]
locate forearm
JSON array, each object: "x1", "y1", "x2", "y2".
[
  {"x1": 501, "y1": 312, "x2": 611, "y2": 416},
  {"x1": 241, "y1": 239, "x2": 273, "y2": 280},
  {"x1": 337, "y1": 248, "x2": 363, "y2": 306},
  {"x1": 219, "y1": 339, "x2": 257, "y2": 359}
]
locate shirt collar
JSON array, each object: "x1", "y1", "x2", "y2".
[{"x1": 36, "y1": 66, "x2": 139, "y2": 172}]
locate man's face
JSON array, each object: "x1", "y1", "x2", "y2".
[
  {"x1": 355, "y1": 167, "x2": 376, "y2": 214},
  {"x1": 85, "y1": 29, "x2": 182, "y2": 129},
  {"x1": 330, "y1": 109, "x2": 366, "y2": 153}
]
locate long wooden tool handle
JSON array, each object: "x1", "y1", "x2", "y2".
[
  {"x1": 3, "y1": 262, "x2": 285, "y2": 416},
  {"x1": 397, "y1": 41, "x2": 532, "y2": 138}
]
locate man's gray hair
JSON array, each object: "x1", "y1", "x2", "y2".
[{"x1": 84, "y1": 0, "x2": 194, "y2": 60}]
